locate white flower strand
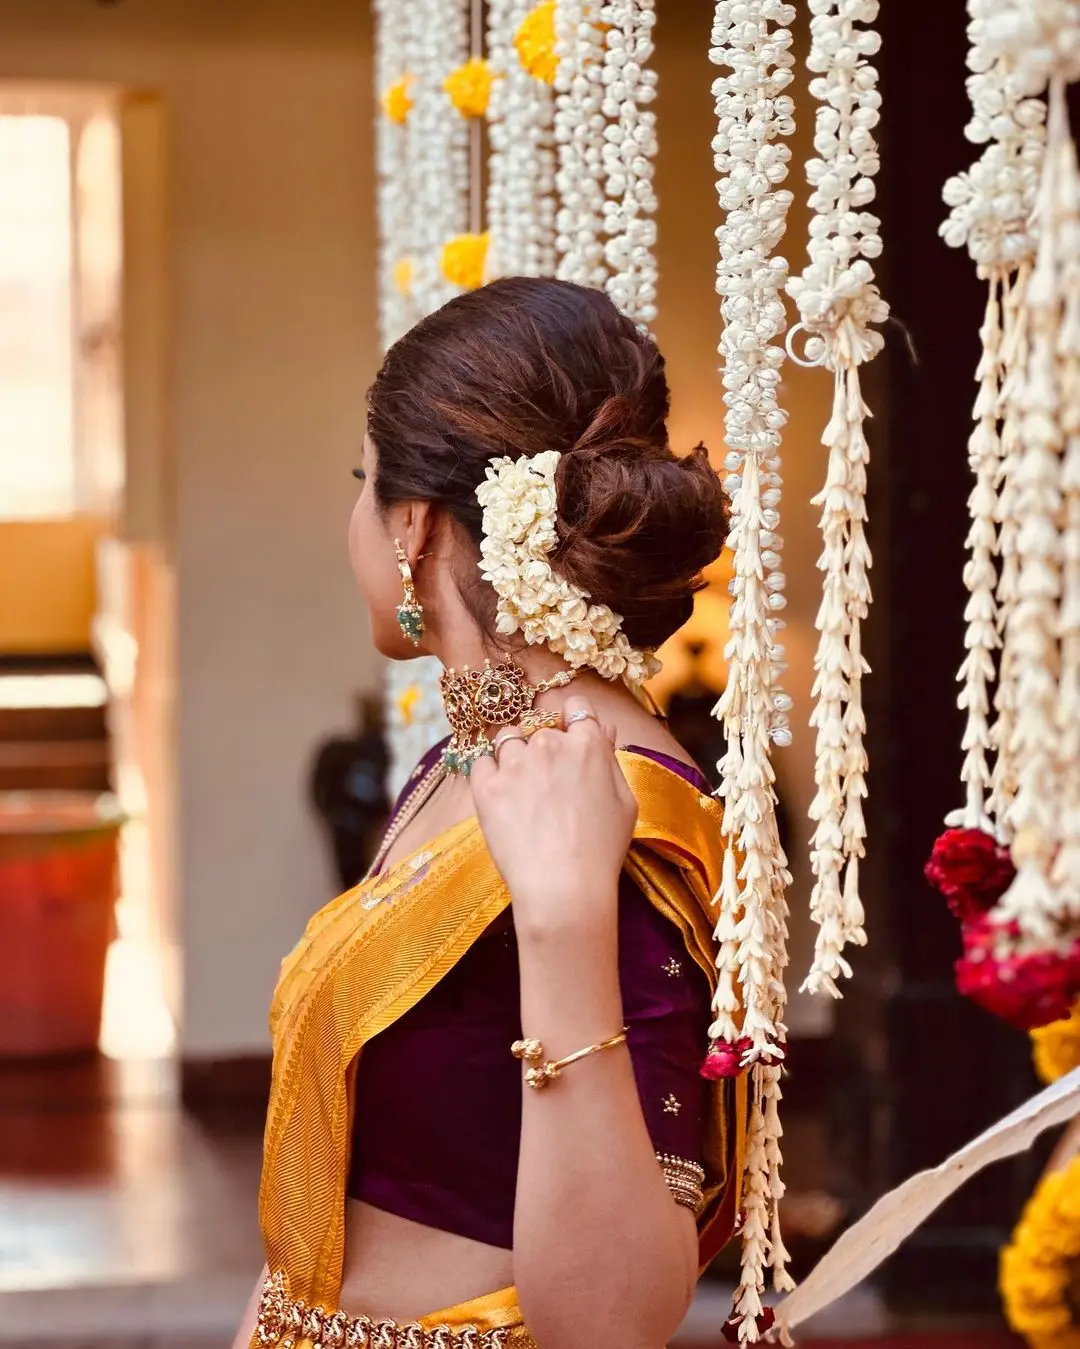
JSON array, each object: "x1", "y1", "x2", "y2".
[
  {"x1": 976, "y1": 1, "x2": 1080, "y2": 99},
  {"x1": 486, "y1": 0, "x2": 558, "y2": 279},
  {"x1": 788, "y1": 0, "x2": 887, "y2": 1000},
  {"x1": 599, "y1": 0, "x2": 659, "y2": 325},
  {"x1": 379, "y1": 0, "x2": 466, "y2": 785},
  {"x1": 954, "y1": 281, "x2": 1006, "y2": 831},
  {"x1": 476, "y1": 451, "x2": 660, "y2": 683},
  {"x1": 374, "y1": 0, "x2": 413, "y2": 348},
  {"x1": 990, "y1": 270, "x2": 1034, "y2": 825},
  {"x1": 710, "y1": 5, "x2": 798, "y2": 1335},
  {"x1": 996, "y1": 73, "x2": 1078, "y2": 945},
  {"x1": 709, "y1": 0, "x2": 796, "y2": 1070},
  {"x1": 1052, "y1": 145, "x2": 1080, "y2": 920},
  {"x1": 731, "y1": 1070, "x2": 771, "y2": 1341},
  {"x1": 941, "y1": 0, "x2": 1046, "y2": 834},
  {"x1": 554, "y1": 1, "x2": 610, "y2": 288},
  {"x1": 406, "y1": 0, "x2": 470, "y2": 314}
]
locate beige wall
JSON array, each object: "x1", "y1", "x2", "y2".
[
  {"x1": 0, "y1": 0, "x2": 380, "y2": 1054},
  {"x1": 654, "y1": 7, "x2": 835, "y2": 1033}
]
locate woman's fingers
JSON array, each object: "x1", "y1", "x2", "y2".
[
  {"x1": 492, "y1": 727, "x2": 531, "y2": 767},
  {"x1": 468, "y1": 750, "x2": 497, "y2": 789}
]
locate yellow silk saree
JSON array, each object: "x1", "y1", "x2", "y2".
[{"x1": 252, "y1": 750, "x2": 747, "y2": 1349}]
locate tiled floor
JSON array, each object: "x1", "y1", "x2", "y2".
[{"x1": 0, "y1": 1055, "x2": 263, "y2": 1345}]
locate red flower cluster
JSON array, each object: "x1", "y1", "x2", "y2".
[
  {"x1": 955, "y1": 916, "x2": 1080, "y2": 1031},
  {"x1": 700, "y1": 1038, "x2": 785, "y2": 1081},
  {"x1": 924, "y1": 827, "x2": 1016, "y2": 921},
  {"x1": 722, "y1": 1308, "x2": 776, "y2": 1343},
  {"x1": 924, "y1": 827, "x2": 1080, "y2": 1030}
]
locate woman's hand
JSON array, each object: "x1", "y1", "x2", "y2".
[{"x1": 468, "y1": 694, "x2": 637, "y2": 940}]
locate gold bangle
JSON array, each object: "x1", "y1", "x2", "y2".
[{"x1": 511, "y1": 1029, "x2": 629, "y2": 1089}]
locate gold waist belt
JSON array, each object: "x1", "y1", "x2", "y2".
[{"x1": 257, "y1": 1274, "x2": 531, "y2": 1349}]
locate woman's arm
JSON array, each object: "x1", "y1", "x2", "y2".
[
  {"x1": 231, "y1": 1265, "x2": 268, "y2": 1349},
  {"x1": 470, "y1": 697, "x2": 699, "y2": 1349},
  {"x1": 513, "y1": 922, "x2": 699, "y2": 1349}
]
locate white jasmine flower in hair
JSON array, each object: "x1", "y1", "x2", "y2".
[{"x1": 475, "y1": 450, "x2": 660, "y2": 682}]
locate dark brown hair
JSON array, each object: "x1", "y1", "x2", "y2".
[{"x1": 368, "y1": 276, "x2": 727, "y2": 650}]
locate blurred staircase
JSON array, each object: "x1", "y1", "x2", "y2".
[{"x1": 0, "y1": 659, "x2": 111, "y2": 794}]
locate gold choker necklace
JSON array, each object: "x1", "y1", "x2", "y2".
[{"x1": 439, "y1": 659, "x2": 578, "y2": 776}]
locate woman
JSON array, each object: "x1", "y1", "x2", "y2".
[{"x1": 236, "y1": 278, "x2": 746, "y2": 1349}]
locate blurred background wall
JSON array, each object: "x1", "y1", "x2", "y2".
[{"x1": 0, "y1": 0, "x2": 381, "y2": 1057}]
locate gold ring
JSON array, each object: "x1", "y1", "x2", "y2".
[
  {"x1": 565, "y1": 709, "x2": 599, "y2": 728},
  {"x1": 492, "y1": 728, "x2": 529, "y2": 762}
]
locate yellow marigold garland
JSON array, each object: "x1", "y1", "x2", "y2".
[
  {"x1": 1032, "y1": 1003, "x2": 1080, "y2": 1085},
  {"x1": 1001, "y1": 1156, "x2": 1080, "y2": 1349},
  {"x1": 514, "y1": 1, "x2": 558, "y2": 85},
  {"x1": 440, "y1": 232, "x2": 489, "y2": 290},
  {"x1": 381, "y1": 76, "x2": 412, "y2": 125},
  {"x1": 443, "y1": 57, "x2": 495, "y2": 118}
]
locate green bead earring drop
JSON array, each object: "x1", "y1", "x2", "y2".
[{"x1": 394, "y1": 540, "x2": 425, "y2": 645}]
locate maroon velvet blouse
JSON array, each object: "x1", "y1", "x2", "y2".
[{"x1": 346, "y1": 743, "x2": 712, "y2": 1250}]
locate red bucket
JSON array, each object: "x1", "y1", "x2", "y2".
[{"x1": 0, "y1": 792, "x2": 123, "y2": 1057}]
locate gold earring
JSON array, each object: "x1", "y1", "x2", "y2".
[{"x1": 394, "y1": 540, "x2": 425, "y2": 645}]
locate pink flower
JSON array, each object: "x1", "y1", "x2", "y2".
[
  {"x1": 700, "y1": 1037, "x2": 785, "y2": 1080},
  {"x1": 701, "y1": 1039, "x2": 749, "y2": 1080}
]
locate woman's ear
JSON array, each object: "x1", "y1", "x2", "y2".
[{"x1": 400, "y1": 499, "x2": 436, "y2": 565}]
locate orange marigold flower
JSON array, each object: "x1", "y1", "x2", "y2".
[
  {"x1": 382, "y1": 76, "x2": 412, "y2": 124},
  {"x1": 443, "y1": 57, "x2": 495, "y2": 118},
  {"x1": 514, "y1": 2, "x2": 558, "y2": 85},
  {"x1": 441, "y1": 233, "x2": 489, "y2": 291}
]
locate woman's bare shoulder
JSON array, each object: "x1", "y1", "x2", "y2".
[{"x1": 612, "y1": 703, "x2": 700, "y2": 775}]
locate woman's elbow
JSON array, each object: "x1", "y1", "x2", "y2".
[{"x1": 516, "y1": 1264, "x2": 694, "y2": 1349}]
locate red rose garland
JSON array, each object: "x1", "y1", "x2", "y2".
[
  {"x1": 926, "y1": 827, "x2": 1080, "y2": 1031},
  {"x1": 924, "y1": 828, "x2": 1017, "y2": 921},
  {"x1": 955, "y1": 917, "x2": 1080, "y2": 1031}
]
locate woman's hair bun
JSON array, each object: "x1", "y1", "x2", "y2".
[
  {"x1": 369, "y1": 276, "x2": 729, "y2": 651},
  {"x1": 555, "y1": 401, "x2": 728, "y2": 650}
]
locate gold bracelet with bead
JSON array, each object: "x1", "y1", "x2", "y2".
[{"x1": 511, "y1": 1029, "x2": 629, "y2": 1089}]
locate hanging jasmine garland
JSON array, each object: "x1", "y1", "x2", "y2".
[
  {"x1": 931, "y1": 2, "x2": 1080, "y2": 1034},
  {"x1": 553, "y1": 0, "x2": 610, "y2": 290},
  {"x1": 487, "y1": 0, "x2": 558, "y2": 279},
  {"x1": 940, "y1": 2, "x2": 1046, "y2": 837},
  {"x1": 406, "y1": 0, "x2": 471, "y2": 314},
  {"x1": 708, "y1": 3, "x2": 799, "y2": 1338},
  {"x1": 788, "y1": 0, "x2": 888, "y2": 1003},
  {"x1": 598, "y1": 0, "x2": 659, "y2": 326}
]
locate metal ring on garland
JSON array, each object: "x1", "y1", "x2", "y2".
[{"x1": 784, "y1": 321, "x2": 829, "y2": 369}]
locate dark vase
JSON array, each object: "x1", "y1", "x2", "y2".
[{"x1": 309, "y1": 695, "x2": 391, "y2": 889}]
